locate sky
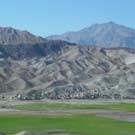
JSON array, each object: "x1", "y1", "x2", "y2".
[{"x1": 0, "y1": 0, "x2": 134, "y2": 37}]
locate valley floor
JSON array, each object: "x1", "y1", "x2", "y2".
[{"x1": 0, "y1": 101, "x2": 135, "y2": 135}]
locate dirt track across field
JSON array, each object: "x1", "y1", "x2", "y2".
[{"x1": 0, "y1": 107, "x2": 135, "y2": 122}]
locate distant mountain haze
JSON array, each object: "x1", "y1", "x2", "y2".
[
  {"x1": 0, "y1": 22, "x2": 135, "y2": 48},
  {"x1": 47, "y1": 22, "x2": 135, "y2": 48}
]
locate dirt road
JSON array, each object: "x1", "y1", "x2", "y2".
[{"x1": 0, "y1": 107, "x2": 135, "y2": 122}]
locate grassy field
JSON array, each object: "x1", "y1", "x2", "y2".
[
  {"x1": 0, "y1": 114, "x2": 135, "y2": 135},
  {"x1": 14, "y1": 102, "x2": 135, "y2": 111},
  {"x1": 1, "y1": 103, "x2": 135, "y2": 135}
]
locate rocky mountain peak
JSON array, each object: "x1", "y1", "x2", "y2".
[{"x1": 47, "y1": 22, "x2": 135, "y2": 48}]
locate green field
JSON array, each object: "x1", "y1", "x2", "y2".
[
  {"x1": 15, "y1": 102, "x2": 135, "y2": 111},
  {"x1": 0, "y1": 114, "x2": 135, "y2": 135},
  {"x1": 1, "y1": 102, "x2": 135, "y2": 135}
]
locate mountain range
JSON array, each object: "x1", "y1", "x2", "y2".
[
  {"x1": 0, "y1": 45, "x2": 135, "y2": 100},
  {"x1": 0, "y1": 22, "x2": 135, "y2": 48},
  {"x1": 0, "y1": 23, "x2": 135, "y2": 100},
  {"x1": 47, "y1": 22, "x2": 135, "y2": 48}
]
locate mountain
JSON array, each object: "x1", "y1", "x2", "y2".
[
  {"x1": 0, "y1": 44, "x2": 135, "y2": 100},
  {"x1": 0, "y1": 27, "x2": 45, "y2": 45},
  {"x1": 0, "y1": 25, "x2": 135, "y2": 100},
  {"x1": 47, "y1": 22, "x2": 135, "y2": 48},
  {"x1": 0, "y1": 40, "x2": 75, "y2": 59}
]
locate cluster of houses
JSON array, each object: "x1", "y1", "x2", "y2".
[
  {"x1": 15, "y1": 88, "x2": 105, "y2": 100},
  {"x1": 1, "y1": 87, "x2": 134, "y2": 101}
]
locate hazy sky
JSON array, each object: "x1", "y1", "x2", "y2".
[{"x1": 0, "y1": 0, "x2": 134, "y2": 36}]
